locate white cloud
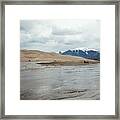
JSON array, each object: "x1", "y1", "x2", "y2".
[{"x1": 20, "y1": 20, "x2": 100, "y2": 52}]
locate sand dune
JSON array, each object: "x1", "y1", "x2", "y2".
[{"x1": 21, "y1": 49, "x2": 99, "y2": 65}]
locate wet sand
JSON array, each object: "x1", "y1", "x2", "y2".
[{"x1": 20, "y1": 62, "x2": 100, "y2": 100}]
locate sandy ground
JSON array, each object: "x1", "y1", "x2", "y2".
[{"x1": 20, "y1": 62, "x2": 100, "y2": 100}]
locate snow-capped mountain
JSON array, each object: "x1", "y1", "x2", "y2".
[{"x1": 61, "y1": 48, "x2": 100, "y2": 61}]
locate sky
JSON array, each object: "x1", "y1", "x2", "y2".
[{"x1": 20, "y1": 20, "x2": 100, "y2": 52}]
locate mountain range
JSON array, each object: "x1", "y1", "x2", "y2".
[{"x1": 61, "y1": 48, "x2": 100, "y2": 61}]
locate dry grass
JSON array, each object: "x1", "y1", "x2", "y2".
[{"x1": 21, "y1": 49, "x2": 99, "y2": 65}]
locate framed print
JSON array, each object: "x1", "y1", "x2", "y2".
[{"x1": 0, "y1": 0, "x2": 119, "y2": 119}]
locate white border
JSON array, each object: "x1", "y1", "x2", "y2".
[{"x1": 5, "y1": 5, "x2": 115, "y2": 115}]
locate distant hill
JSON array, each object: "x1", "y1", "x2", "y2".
[
  {"x1": 61, "y1": 48, "x2": 100, "y2": 61},
  {"x1": 21, "y1": 49, "x2": 99, "y2": 65}
]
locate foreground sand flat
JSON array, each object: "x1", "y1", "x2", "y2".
[
  {"x1": 20, "y1": 63, "x2": 100, "y2": 100},
  {"x1": 21, "y1": 49, "x2": 99, "y2": 65}
]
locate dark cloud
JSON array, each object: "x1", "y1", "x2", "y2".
[
  {"x1": 64, "y1": 42, "x2": 73, "y2": 45},
  {"x1": 52, "y1": 26, "x2": 82, "y2": 35}
]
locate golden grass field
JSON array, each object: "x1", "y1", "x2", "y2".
[{"x1": 21, "y1": 49, "x2": 99, "y2": 65}]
